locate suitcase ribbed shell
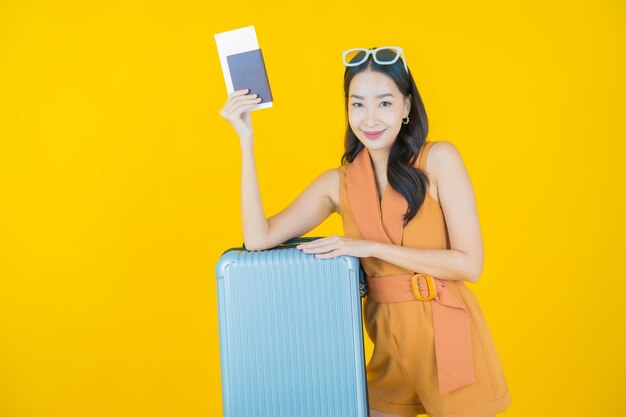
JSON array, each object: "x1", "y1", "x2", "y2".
[{"x1": 216, "y1": 246, "x2": 369, "y2": 417}]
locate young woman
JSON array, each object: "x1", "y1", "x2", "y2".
[{"x1": 219, "y1": 46, "x2": 512, "y2": 417}]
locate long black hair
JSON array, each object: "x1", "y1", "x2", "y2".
[{"x1": 341, "y1": 47, "x2": 430, "y2": 227}]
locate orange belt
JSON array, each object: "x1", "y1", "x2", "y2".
[{"x1": 366, "y1": 273, "x2": 477, "y2": 395}]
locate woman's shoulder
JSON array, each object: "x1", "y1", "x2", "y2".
[
  {"x1": 325, "y1": 165, "x2": 346, "y2": 185},
  {"x1": 319, "y1": 166, "x2": 342, "y2": 182},
  {"x1": 426, "y1": 140, "x2": 462, "y2": 171},
  {"x1": 425, "y1": 140, "x2": 468, "y2": 192},
  {"x1": 428, "y1": 139, "x2": 458, "y2": 154}
]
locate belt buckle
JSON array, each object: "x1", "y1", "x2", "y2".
[{"x1": 411, "y1": 273, "x2": 437, "y2": 301}]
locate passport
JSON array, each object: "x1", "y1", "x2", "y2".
[
  {"x1": 215, "y1": 25, "x2": 273, "y2": 111},
  {"x1": 226, "y1": 48, "x2": 273, "y2": 105}
]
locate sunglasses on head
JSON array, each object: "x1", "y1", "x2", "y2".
[{"x1": 342, "y1": 46, "x2": 408, "y2": 74}]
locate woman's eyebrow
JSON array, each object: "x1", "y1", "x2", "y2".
[{"x1": 350, "y1": 93, "x2": 394, "y2": 99}]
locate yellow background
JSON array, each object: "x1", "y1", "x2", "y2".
[{"x1": 1, "y1": 0, "x2": 624, "y2": 416}]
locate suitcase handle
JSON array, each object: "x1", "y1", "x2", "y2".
[
  {"x1": 237, "y1": 236, "x2": 368, "y2": 298},
  {"x1": 242, "y1": 236, "x2": 325, "y2": 251}
]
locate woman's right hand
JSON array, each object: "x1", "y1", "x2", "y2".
[{"x1": 219, "y1": 88, "x2": 263, "y2": 145}]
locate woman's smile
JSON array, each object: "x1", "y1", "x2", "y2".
[{"x1": 362, "y1": 129, "x2": 386, "y2": 139}]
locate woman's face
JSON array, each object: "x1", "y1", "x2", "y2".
[{"x1": 348, "y1": 69, "x2": 411, "y2": 152}]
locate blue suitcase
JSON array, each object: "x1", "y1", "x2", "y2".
[{"x1": 215, "y1": 237, "x2": 370, "y2": 417}]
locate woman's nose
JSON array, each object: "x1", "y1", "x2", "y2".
[{"x1": 365, "y1": 108, "x2": 380, "y2": 125}]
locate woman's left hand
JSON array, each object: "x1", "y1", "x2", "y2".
[{"x1": 295, "y1": 234, "x2": 376, "y2": 259}]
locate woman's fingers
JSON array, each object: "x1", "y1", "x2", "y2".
[
  {"x1": 296, "y1": 235, "x2": 339, "y2": 249},
  {"x1": 229, "y1": 97, "x2": 262, "y2": 113},
  {"x1": 218, "y1": 88, "x2": 262, "y2": 141},
  {"x1": 221, "y1": 94, "x2": 262, "y2": 118},
  {"x1": 298, "y1": 238, "x2": 341, "y2": 253},
  {"x1": 226, "y1": 88, "x2": 251, "y2": 104},
  {"x1": 312, "y1": 248, "x2": 342, "y2": 259},
  {"x1": 226, "y1": 89, "x2": 258, "y2": 107},
  {"x1": 221, "y1": 88, "x2": 252, "y2": 109},
  {"x1": 221, "y1": 100, "x2": 262, "y2": 123}
]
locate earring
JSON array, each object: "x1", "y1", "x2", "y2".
[{"x1": 402, "y1": 115, "x2": 409, "y2": 125}]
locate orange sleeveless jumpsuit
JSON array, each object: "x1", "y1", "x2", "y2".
[{"x1": 338, "y1": 141, "x2": 512, "y2": 417}]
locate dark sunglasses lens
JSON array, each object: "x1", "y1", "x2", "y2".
[
  {"x1": 375, "y1": 48, "x2": 400, "y2": 62},
  {"x1": 345, "y1": 50, "x2": 367, "y2": 64}
]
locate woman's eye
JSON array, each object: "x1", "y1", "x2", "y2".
[{"x1": 351, "y1": 102, "x2": 391, "y2": 108}]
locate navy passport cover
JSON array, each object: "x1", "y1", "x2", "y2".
[{"x1": 226, "y1": 49, "x2": 273, "y2": 104}]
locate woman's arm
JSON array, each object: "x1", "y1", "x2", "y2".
[
  {"x1": 240, "y1": 142, "x2": 270, "y2": 251},
  {"x1": 368, "y1": 141, "x2": 484, "y2": 283},
  {"x1": 218, "y1": 88, "x2": 273, "y2": 251},
  {"x1": 220, "y1": 90, "x2": 331, "y2": 251},
  {"x1": 367, "y1": 245, "x2": 479, "y2": 282},
  {"x1": 240, "y1": 141, "x2": 337, "y2": 251}
]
